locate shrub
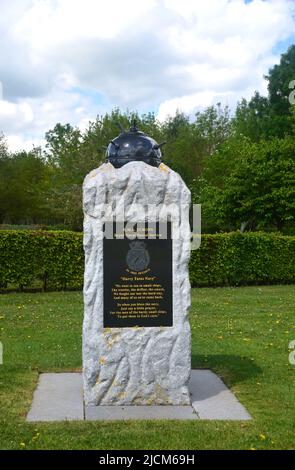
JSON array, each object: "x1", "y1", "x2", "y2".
[
  {"x1": 0, "y1": 230, "x2": 294, "y2": 290},
  {"x1": 0, "y1": 230, "x2": 83, "y2": 290},
  {"x1": 189, "y1": 232, "x2": 295, "y2": 286}
]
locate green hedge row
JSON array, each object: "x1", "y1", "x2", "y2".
[
  {"x1": 0, "y1": 230, "x2": 294, "y2": 290},
  {"x1": 0, "y1": 230, "x2": 84, "y2": 290},
  {"x1": 190, "y1": 232, "x2": 295, "y2": 286}
]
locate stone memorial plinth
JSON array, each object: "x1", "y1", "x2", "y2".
[{"x1": 83, "y1": 159, "x2": 191, "y2": 406}]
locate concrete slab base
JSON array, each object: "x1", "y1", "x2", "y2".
[
  {"x1": 26, "y1": 370, "x2": 251, "y2": 422},
  {"x1": 85, "y1": 405, "x2": 197, "y2": 421},
  {"x1": 27, "y1": 373, "x2": 84, "y2": 422},
  {"x1": 190, "y1": 369, "x2": 251, "y2": 420}
]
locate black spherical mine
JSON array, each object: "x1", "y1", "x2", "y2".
[{"x1": 106, "y1": 120, "x2": 166, "y2": 168}]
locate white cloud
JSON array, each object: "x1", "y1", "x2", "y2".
[
  {"x1": 5, "y1": 134, "x2": 44, "y2": 153},
  {"x1": 158, "y1": 91, "x2": 215, "y2": 122},
  {"x1": 0, "y1": 99, "x2": 34, "y2": 131},
  {"x1": 0, "y1": 0, "x2": 294, "y2": 151},
  {"x1": 14, "y1": 0, "x2": 157, "y2": 46}
]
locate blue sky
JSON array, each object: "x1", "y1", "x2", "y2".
[
  {"x1": 0, "y1": 0, "x2": 295, "y2": 151},
  {"x1": 273, "y1": 36, "x2": 295, "y2": 55}
]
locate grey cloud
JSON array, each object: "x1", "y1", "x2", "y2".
[
  {"x1": 0, "y1": 1, "x2": 290, "y2": 107},
  {"x1": 0, "y1": 1, "x2": 53, "y2": 100},
  {"x1": 0, "y1": 0, "x2": 294, "y2": 151}
]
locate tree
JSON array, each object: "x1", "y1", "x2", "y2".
[
  {"x1": 0, "y1": 133, "x2": 7, "y2": 158},
  {"x1": 234, "y1": 44, "x2": 295, "y2": 141},
  {"x1": 266, "y1": 44, "x2": 295, "y2": 137},
  {"x1": 162, "y1": 105, "x2": 232, "y2": 183},
  {"x1": 234, "y1": 93, "x2": 271, "y2": 142},
  {"x1": 193, "y1": 103, "x2": 232, "y2": 155},
  {"x1": 195, "y1": 137, "x2": 295, "y2": 232},
  {"x1": 45, "y1": 123, "x2": 82, "y2": 181},
  {"x1": 0, "y1": 148, "x2": 50, "y2": 224}
]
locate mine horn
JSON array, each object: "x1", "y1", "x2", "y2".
[
  {"x1": 110, "y1": 140, "x2": 120, "y2": 149},
  {"x1": 153, "y1": 141, "x2": 167, "y2": 150},
  {"x1": 115, "y1": 122, "x2": 125, "y2": 133}
]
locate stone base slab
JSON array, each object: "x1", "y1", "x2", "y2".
[{"x1": 26, "y1": 369, "x2": 251, "y2": 422}]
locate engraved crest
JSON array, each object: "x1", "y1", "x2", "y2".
[{"x1": 126, "y1": 240, "x2": 150, "y2": 272}]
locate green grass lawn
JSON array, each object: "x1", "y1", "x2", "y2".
[{"x1": 0, "y1": 285, "x2": 294, "y2": 450}]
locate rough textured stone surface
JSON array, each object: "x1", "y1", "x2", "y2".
[{"x1": 83, "y1": 161, "x2": 191, "y2": 405}]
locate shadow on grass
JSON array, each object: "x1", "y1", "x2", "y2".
[{"x1": 192, "y1": 354, "x2": 262, "y2": 386}]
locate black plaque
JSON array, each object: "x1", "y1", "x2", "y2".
[{"x1": 103, "y1": 222, "x2": 172, "y2": 327}]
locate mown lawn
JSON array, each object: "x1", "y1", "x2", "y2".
[{"x1": 0, "y1": 285, "x2": 294, "y2": 450}]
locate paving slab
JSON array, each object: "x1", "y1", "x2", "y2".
[
  {"x1": 26, "y1": 373, "x2": 84, "y2": 422},
  {"x1": 85, "y1": 405, "x2": 198, "y2": 420},
  {"x1": 26, "y1": 370, "x2": 251, "y2": 422},
  {"x1": 190, "y1": 369, "x2": 252, "y2": 420}
]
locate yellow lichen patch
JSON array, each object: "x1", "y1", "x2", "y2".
[
  {"x1": 103, "y1": 328, "x2": 112, "y2": 335},
  {"x1": 101, "y1": 163, "x2": 114, "y2": 171},
  {"x1": 106, "y1": 338, "x2": 117, "y2": 348},
  {"x1": 112, "y1": 380, "x2": 119, "y2": 387},
  {"x1": 132, "y1": 397, "x2": 143, "y2": 405},
  {"x1": 99, "y1": 356, "x2": 106, "y2": 365},
  {"x1": 118, "y1": 391, "x2": 126, "y2": 399},
  {"x1": 159, "y1": 163, "x2": 170, "y2": 173},
  {"x1": 155, "y1": 383, "x2": 169, "y2": 402},
  {"x1": 106, "y1": 332, "x2": 120, "y2": 348},
  {"x1": 111, "y1": 332, "x2": 121, "y2": 340}
]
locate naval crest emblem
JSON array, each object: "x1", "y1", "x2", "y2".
[{"x1": 126, "y1": 240, "x2": 150, "y2": 272}]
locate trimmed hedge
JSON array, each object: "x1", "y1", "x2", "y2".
[
  {"x1": 0, "y1": 230, "x2": 294, "y2": 290},
  {"x1": 190, "y1": 232, "x2": 295, "y2": 286},
  {"x1": 0, "y1": 230, "x2": 84, "y2": 290}
]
